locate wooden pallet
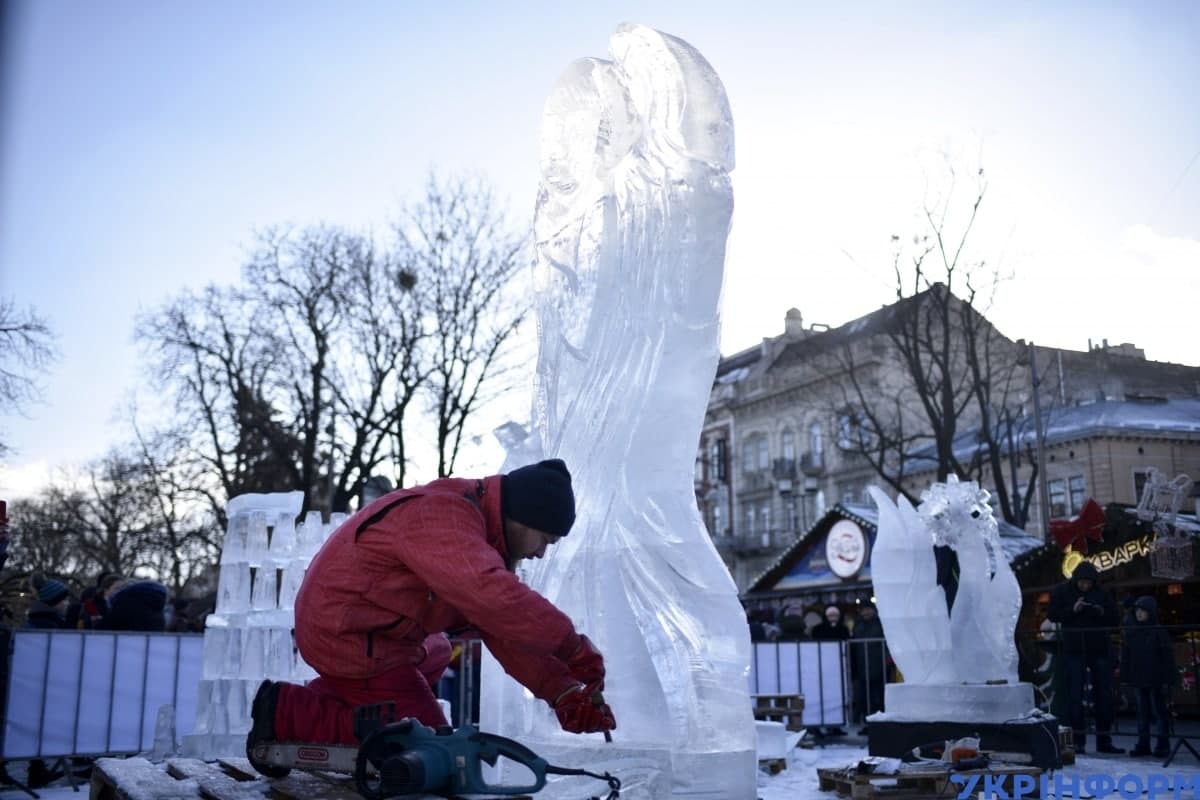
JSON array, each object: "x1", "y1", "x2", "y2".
[
  {"x1": 752, "y1": 693, "x2": 806, "y2": 731},
  {"x1": 817, "y1": 763, "x2": 1043, "y2": 800},
  {"x1": 88, "y1": 756, "x2": 534, "y2": 800}
]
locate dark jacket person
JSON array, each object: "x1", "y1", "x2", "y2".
[
  {"x1": 1121, "y1": 596, "x2": 1174, "y2": 757},
  {"x1": 96, "y1": 579, "x2": 169, "y2": 632},
  {"x1": 1046, "y1": 561, "x2": 1122, "y2": 754}
]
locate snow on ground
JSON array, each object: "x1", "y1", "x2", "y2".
[{"x1": 3, "y1": 744, "x2": 1197, "y2": 799}]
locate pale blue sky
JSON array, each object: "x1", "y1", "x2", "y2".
[{"x1": 2, "y1": 1, "x2": 1198, "y2": 496}]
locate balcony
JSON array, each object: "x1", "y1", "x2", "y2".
[
  {"x1": 800, "y1": 452, "x2": 825, "y2": 476},
  {"x1": 713, "y1": 529, "x2": 790, "y2": 555},
  {"x1": 772, "y1": 458, "x2": 796, "y2": 480}
]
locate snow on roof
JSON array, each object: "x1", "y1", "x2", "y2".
[{"x1": 904, "y1": 397, "x2": 1200, "y2": 471}]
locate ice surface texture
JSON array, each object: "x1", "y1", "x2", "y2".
[
  {"x1": 484, "y1": 22, "x2": 755, "y2": 799},
  {"x1": 867, "y1": 478, "x2": 1021, "y2": 685}
]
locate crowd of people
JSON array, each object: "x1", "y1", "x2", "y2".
[
  {"x1": 746, "y1": 601, "x2": 891, "y2": 736},
  {"x1": 1047, "y1": 561, "x2": 1179, "y2": 758},
  {"x1": 9, "y1": 571, "x2": 209, "y2": 788}
]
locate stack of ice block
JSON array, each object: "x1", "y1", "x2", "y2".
[{"x1": 182, "y1": 492, "x2": 348, "y2": 759}]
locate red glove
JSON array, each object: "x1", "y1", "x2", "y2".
[
  {"x1": 553, "y1": 683, "x2": 617, "y2": 734},
  {"x1": 565, "y1": 634, "x2": 606, "y2": 687}
]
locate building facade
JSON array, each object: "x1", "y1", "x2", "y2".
[{"x1": 697, "y1": 289, "x2": 1200, "y2": 591}]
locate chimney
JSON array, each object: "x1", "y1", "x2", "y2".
[{"x1": 784, "y1": 308, "x2": 804, "y2": 338}]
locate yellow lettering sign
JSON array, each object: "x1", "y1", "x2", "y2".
[{"x1": 1060, "y1": 535, "x2": 1154, "y2": 578}]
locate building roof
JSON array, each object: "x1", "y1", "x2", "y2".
[
  {"x1": 746, "y1": 500, "x2": 1045, "y2": 595},
  {"x1": 904, "y1": 396, "x2": 1200, "y2": 473}
]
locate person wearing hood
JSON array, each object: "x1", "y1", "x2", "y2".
[
  {"x1": 1047, "y1": 560, "x2": 1123, "y2": 754},
  {"x1": 25, "y1": 574, "x2": 71, "y2": 629},
  {"x1": 1120, "y1": 596, "x2": 1175, "y2": 758},
  {"x1": 247, "y1": 460, "x2": 615, "y2": 771},
  {"x1": 95, "y1": 578, "x2": 169, "y2": 631}
]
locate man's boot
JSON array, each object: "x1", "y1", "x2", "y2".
[
  {"x1": 1153, "y1": 737, "x2": 1171, "y2": 759},
  {"x1": 1095, "y1": 734, "x2": 1125, "y2": 754},
  {"x1": 1130, "y1": 737, "x2": 1152, "y2": 756}
]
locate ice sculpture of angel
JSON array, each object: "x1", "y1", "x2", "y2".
[{"x1": 484, "y1": 22, "x2": 755, "y2": 800}]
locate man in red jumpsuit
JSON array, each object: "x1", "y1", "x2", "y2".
[{"x1": 249, "y1": 459, "x2": 616, "y2": 749}]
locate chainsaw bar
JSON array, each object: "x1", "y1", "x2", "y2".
[{"x1": 248, "y1": 740, "x2": 362, "y2": 774}]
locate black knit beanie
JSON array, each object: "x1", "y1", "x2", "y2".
[{"x1": 501, "y1": 459, "x2": 576, "y2": 537}]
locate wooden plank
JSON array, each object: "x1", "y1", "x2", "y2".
[
  {"x1": 215, "y1": 756, "x2": 361, "y2": 800},
  {"x1": 91, "y1": 757, "x2": 202, "y2": 800},
  {"x1": 166, "y1": 759, "x2": 263, "y2": 800},
  {"x1": 817, "y1": 763, "x2": 1043, "y2": 800}
]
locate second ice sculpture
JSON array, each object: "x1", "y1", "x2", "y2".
[
  {"x1": 867, "y1": 478, "x2": 1034, "y2": 722},
  {"x1": 482, "y1": 22, "x2": 755, "y2": 800}
]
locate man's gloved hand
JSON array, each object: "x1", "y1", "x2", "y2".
[
  {"x1": 553, "y1": 683, "x2": 617, "y2": 734},
  {"x1": 566, "y1": 634, "x2": 606, "y2": 687}
]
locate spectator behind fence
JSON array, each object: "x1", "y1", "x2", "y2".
[
  {"x1": 747, "y1": 608, "x2": 766, "y2": 642},
  {"x1": 70, "y1": 572, "x2": 123, "y2": 630},
  {"x1": 22, "y1": 574, "x2": 71, "y2": 787},
  {"x1": 777, "y1": 607, "x2": 807, "y2": 641},
  {"x1": 26, "y1": 574, "x2": 71, "y2": 629},
  {"x1": 811, "y1": 605, "x2": 850, "y2": 641},
  {"x1": 851, "y1": 601, "x2": 887, "y2": 732},
  {"x1": 811, "y1": 605, "x2": 850, "y2": 736},
  {"x1": 1047, "y1": 560, "x2": 1123, "y2": 754},
  {"x1": 96, "y1": 578, "x2": 169, "y2": 632},
  {"x1": 1121, "y1": 595, "x2": 1175, "y2": 758}
]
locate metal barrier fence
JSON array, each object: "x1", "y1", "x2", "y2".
[
  {"x1": 749, "y1": 639, "x2": 894, "y2": 728},
  {"x1": 444, "y1": 638, "x2": 869, "y2": 729},
  {"x1": 1, "y1": 628, "x2": 203, "y2": 759}
]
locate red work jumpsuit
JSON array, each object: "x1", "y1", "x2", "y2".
[{"x1": 274, "y1": 475, "x2": 580, "y2": 744}]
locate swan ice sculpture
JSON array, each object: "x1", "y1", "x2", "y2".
[{"x1": 867, "y1": 478, "x2": 1033, "y2": 722}]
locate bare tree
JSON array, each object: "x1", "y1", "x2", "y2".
[
  {"x1": 825, "y1": 162, "x2": 1041, "y2": 526},
  {"x1": 397, "y1": 174, "x2": 529, "y2": 476},
  {"x1": 128, "y1": 419, "x2": 222, "y2": 594},
  {"x1": 137, "y1": 173, "x2": 525, "y2": 515},
  {"x1": 0, "y1": 297, "x2": 56, "y2": 457}
]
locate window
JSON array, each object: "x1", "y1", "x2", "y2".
[
  {"x1": 1068, "y1": 476, "x2": 1086, "y2": 515},
  {"x1": 741, "y1": 435, "x2": 769, "y2": 474},
  {"x1": 713, "y1": 502, "x2": 725, "y2": 537},
  {"x1": 1048, "y1": 478, "x2": 1067, "y2": 519},
  {"x1": 1134, "y1": 470, "x2": 1149, "y2": 504},
  {"x1": 744, "y1": 505, "x2": 756, "y2": 535},
  {"x1": 742, "y1": 441, "x2": 756, "y2": 473},
  {"x1": 838, "y1": 413, "x2": 859, "y2": 450},
  {"x1": 809, "y1": 423, "x2": 823, "y2": 459},
  {"x1": 781, "y1": 430, "x2": 796, "y2": 461},
  {"x1": 709, "y1": 439, "x2": 727, "y2": 482}
]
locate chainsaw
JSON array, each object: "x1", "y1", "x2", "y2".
[{"x1": 246, "y1": 703, "x2": 620, "y2": 800}]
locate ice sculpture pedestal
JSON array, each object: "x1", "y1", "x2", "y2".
[
  {"x1": 504, "y1": 742, "x2": 671, "y2": 799},
  {"x1": 882, "y1": 682, "x2": 1036, "y2": 724},
  {"x1": 867, "y1": 682, "x2": 1061, "y2": 769}
]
